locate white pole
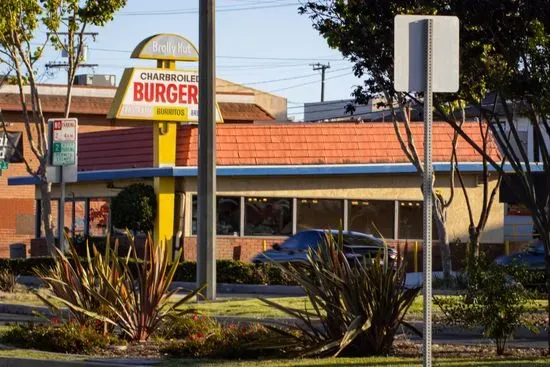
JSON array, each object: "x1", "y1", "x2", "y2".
[{"x1": 423, "y1": 18, "x2": 434, "y2": 367}]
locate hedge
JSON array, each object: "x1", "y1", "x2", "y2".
[{"x1": 0, "y1": 257, "x2": 297, "y2": 285}]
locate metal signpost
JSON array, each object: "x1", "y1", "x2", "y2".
[
  {"x1": 49, "y1": 118, "x2": 78, "y2": 252},
  {"x1": 394, "y1": 15, "x2": 459, "y2": 367}
]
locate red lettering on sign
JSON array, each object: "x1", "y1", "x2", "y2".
[
  {"x1": 166, "y1": 84, "x2": 178, "y2": 103},
  {"x1": 178, "y1": 84, "x2": 188, "y2": 104},
  {"x1": 188, "y1": 85, "x2": 198, "y2": 104},
  {"x1": 134, "y1": 82, "x2": 144, "y2": 101},
  {"x1": 131, "y1": 81, "x2": 199, "y2": 105},
  {"x1": 155, "y1": 84, "x2": 166, "y2": 103}
]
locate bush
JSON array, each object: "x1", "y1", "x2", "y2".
[
  {"x1": 435, "y1": 256, "x2": 536, "y2": 355},
  {"x1": 160, "y1": 318, "x2": 287, "y2": 359},
  {"x1": 161, "y1": 314, "x2": 220, "y2": 340},
  {"x1": 35, "y1": 234, "x2": 202, "y2": 342},
  {"x1": 0, "y1": 269, "x2": 16, "y2": 292},
  {"x1": 260, "y1": 231, "x2": 421, "y2": 357},
  {"x1": 3, "y1": 256, "x2": 296, "y2": 286},
  {"x1": 110, "y1": 183, "x2": 156, "y2": 233},
  {"x1": 0, "y1": 322, "x2": 120, "y2": 354}
]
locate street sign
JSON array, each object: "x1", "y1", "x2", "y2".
[
  {"x1": 394, "y1": 15, "x2": 459, "y2": 93},
  {"x1": 0, "y1": 161, "x2": 7, "y2": 170},
  {"x1": 50, "y1": 118, "x2": 78, "y2": 167}
]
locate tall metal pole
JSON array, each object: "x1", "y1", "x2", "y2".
[
  {"x1": 197, "y1": 0, "x2": 217, "y2": 300},
  {"x1": 320, "y1": 66, "x2": 326, "y2": 102},
  {"x1": 422, "y1": 18, "x2": 434, "y2": 367}
]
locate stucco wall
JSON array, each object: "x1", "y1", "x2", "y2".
[{"x1": 179, "y1": 172, "x2": 504, "y2": 243}]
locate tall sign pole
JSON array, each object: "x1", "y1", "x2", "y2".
[
  {"x1": 198, "y1": 0, "x2": 217, "y2": 300},
  {"x1": 394, "y1": 15, "x2": 459, "y2": 367},
  {"x1": 422, "y1": 19, "x2": 434, "y2": 366}
]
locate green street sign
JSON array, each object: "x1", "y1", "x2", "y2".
[
  {"x1": 0, "y1": 160, "x2": 7, "y2": 170},
  {"x1": 52, "y1": 142, "x2": 76, "y2": 166}
]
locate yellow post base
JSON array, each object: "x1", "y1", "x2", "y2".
[{"x1": 153, "y1": 121, "x2": 177, "y2": 258}]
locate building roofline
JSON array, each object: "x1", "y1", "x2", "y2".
[{"x1": 10, "y1": 162, "x2": 542, "y2": 186}]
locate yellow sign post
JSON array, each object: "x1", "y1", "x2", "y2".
[{"x1": 108, "y1": 34, "x2": 222, "y2": 257}]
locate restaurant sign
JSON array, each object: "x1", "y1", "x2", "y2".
[{"x1": 108, "y1": 68, "x2": 223, "y2": 123}]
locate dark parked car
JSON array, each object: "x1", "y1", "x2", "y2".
[
  {"x1": 494, "y1": 240, "x2": 545, "y2": 271},
  {"x1": 494, "y1": 240, "x2": 546, "y2": 288},
  {"x1": 251, "y1": 229, "x2": 397, "y2": 265}
]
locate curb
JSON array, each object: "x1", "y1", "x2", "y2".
[{"x1": 0, "y1": 357, "x2": 160, "y2": 367}]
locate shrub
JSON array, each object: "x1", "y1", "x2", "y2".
[
  {"x1": 161, "y1": 314, "x2": 220, "y2": 340},
  {"x1": 34, "y1": 235, "x2": 124, "y2": 329},
  {"x1": 435, "y1": 256, "x2": 536, "y2": 355},
  {"x1": 260, "y1": 231, "x2": 421, "y2": 357},
  {"x1": 160, "y1": 320, "x2": 287, "y2": 359},
  {"x1": 0, "y1": 269, "x2": 16, "y2": 292},
  {"x1": 0, "y1": 322, "x2": 120, "y2": 354},
  {"x1": 110, "y1": 183, "x2": 156, "y2": 233},
  {"x1": 79, "y1": 233, "x2": 202, "y2": 342},
  {"x1": 34, "y1": 233, "x2": 202, "y2": 342}
]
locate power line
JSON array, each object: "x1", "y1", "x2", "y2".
[
  {"x1": 240, "y1": 66, "x2": 349, "y2": 86},
  {"x1": 268, "y1": 71, "x2": 351, "y2": 93},
  {"x1": 119, "y1": 2, "x2": 299, "y2": 16}
]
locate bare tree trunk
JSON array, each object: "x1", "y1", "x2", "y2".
[
  {"x1": 467, "y1": 226, "x2": 481, "y2": 272},
  {"x1": 39, "y1": 178, "x2": 55, "y2": 254},
  {"x1": 434, "y1": 200, "x2": 452, "y2": 279}
]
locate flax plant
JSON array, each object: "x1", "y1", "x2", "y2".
[{"x1": 260, "y1": 231, "x2": 420, "y2": 357}]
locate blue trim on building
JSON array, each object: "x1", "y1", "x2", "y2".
[{"x1": 8, "y1": 162, "x2": 545, "y2": 186}]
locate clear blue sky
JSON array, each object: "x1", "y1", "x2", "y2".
[{"x1": 37, "y1": 0, "x2": 360, "y2": 121}]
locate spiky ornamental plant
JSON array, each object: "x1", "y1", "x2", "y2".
[
  {"x1": 260, "y1": 231, "x2": 420, "y2": 357},
  {"x1": 35, "y1": 233, "x2": 204, "y2": 342}
]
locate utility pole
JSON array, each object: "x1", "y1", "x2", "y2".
[
  {"x1": 310, "y1": 62, "x2": 330, "y2": 102},
  {"x1": 197, "y1": 0, "x2": 217, "y2": 301}
]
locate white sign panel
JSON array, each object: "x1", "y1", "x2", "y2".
[
  {"x1": 49, "y1": 118, "x2": 78, "y2": 167},
  {"x1": 394, "y1": 15, "x2": 459, "y2": 92},
  {"x1": 108, "y1": 68, "x2": 223, "y2": 123}
]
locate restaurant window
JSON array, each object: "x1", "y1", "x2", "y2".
[
  {"x1": 398, "y1": 201, "x2": 423, "y2": 239},
  {"x1": 297, "y1": 199, "x2": 343, "y2": 231},
  {"x1": 63, "y1": 200, "x2": 86, "y2": 238},
  {"x1": 244, "y1": 197, "x2": 292, "y2": 236},
  {"x1": 348, "y1": 200, "x2": 394, "y2": 238},
  {"x1": 89, "y1": 198, "x2": 110, "y2": 237},
  {"x1": 192, "y1": 196, "x2": 241, "y2": 235}
]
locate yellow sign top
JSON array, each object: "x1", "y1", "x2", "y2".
[{"x1": 131, "y1": 33, "x2": 199, "y2": 62}]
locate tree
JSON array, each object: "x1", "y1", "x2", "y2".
[
  {"x1": 0, "y1": 0, "x2": 126, "y2": 253},
  {"x1": 299, "y1": 0, "x2": 550, "y2": 350},
  {"x1": 389, "y1": 104, "x2": 457, "y2": 280},
  {"x1": 111, "y1": 184, "x2": 156, "y2": 234}
]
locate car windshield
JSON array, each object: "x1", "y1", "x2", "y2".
[{"x1": 279, "y1": 231, "x2": 324, "y2": 251}]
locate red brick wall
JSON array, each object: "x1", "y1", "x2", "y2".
[
  {"x1": 181, "y1": 236, "x2": 285, "y2": 262},
  {"x1": 0, "y1": 111, "x2": 139, "y2": 258}
]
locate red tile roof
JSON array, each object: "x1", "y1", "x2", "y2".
[
  {"x1": 0, "y1": 93, "x2": 273, "y2": 121},
  {"x1": 78, "y1": 122, "x2": 500, "y2": 171}
]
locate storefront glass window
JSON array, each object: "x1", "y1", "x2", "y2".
[
  {"x1": 398, "y1": 201, "x2": 423, "y2": 239},
  {"x1": 89, "y1": 199, "x2": 110, "y2": 237},
  {"x1": 192, "y1": 196, "x2": 241, "y2": 235},
  {"x1": 348, "y1": 200, "x2": 394, "y2": 238},
  {"x1": 297, "y1": 199, "x2": 343, "y2": 231},
  {"x1": 64, "y1": 200, "x2": 86, "y2": 238},
  {"x1": 244, "y1": 197, "x2": 292, "y2": 236}
]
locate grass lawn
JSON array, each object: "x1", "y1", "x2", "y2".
[
  {"x1": 1, "y1": 289, "x2": 547, "y2": 322},
  {"x1": 163, "y1": 357, "x2": 550, "y2": 366}
]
